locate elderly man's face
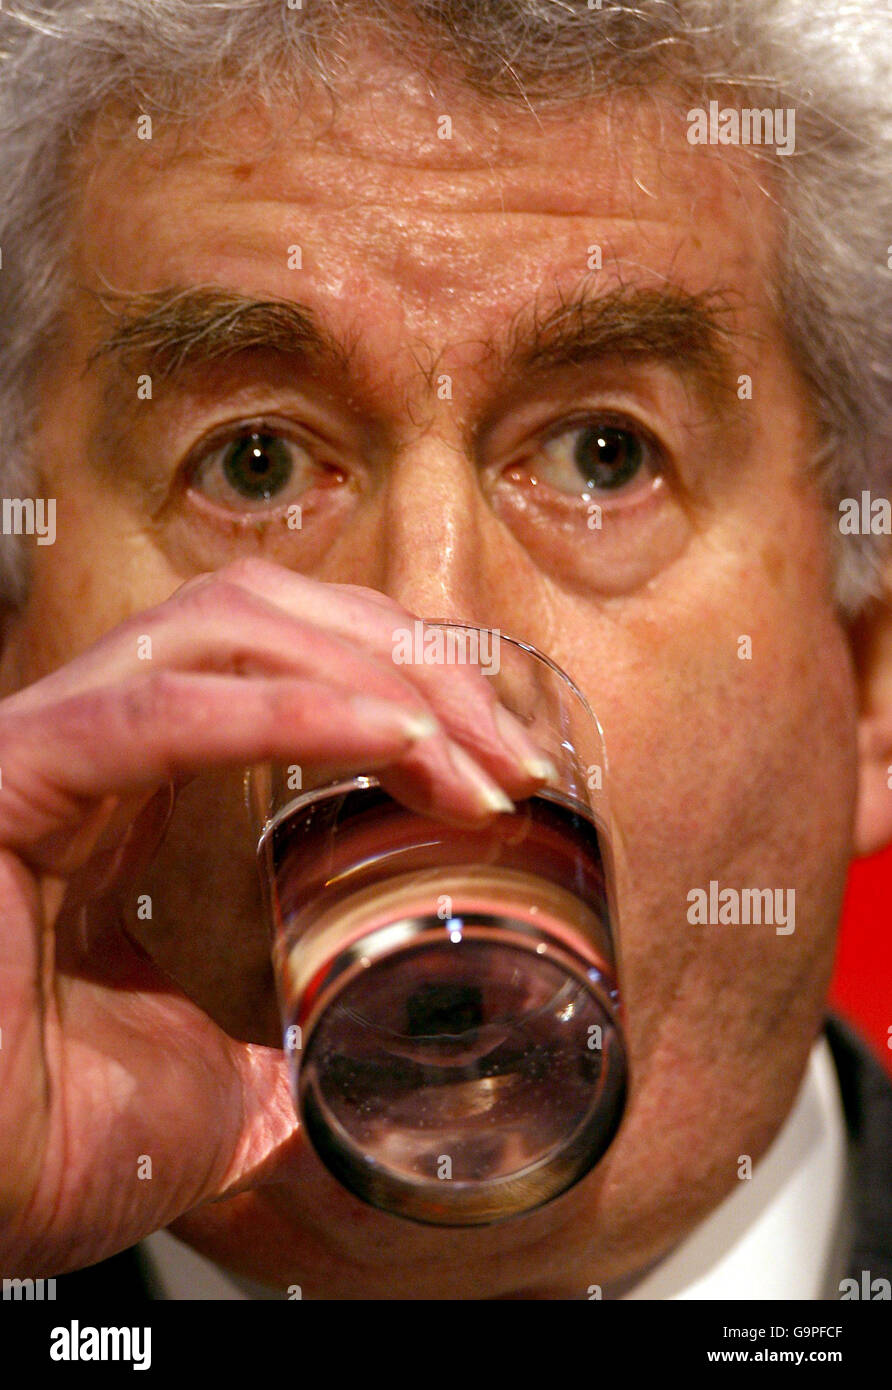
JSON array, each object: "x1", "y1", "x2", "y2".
[{"x1": 0, "y1": 42, "x2": 872, "y2": 1296}]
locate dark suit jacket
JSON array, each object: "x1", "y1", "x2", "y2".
[{"x1": 51, "y1": 1013, "x2": 892, "y2": 1299}]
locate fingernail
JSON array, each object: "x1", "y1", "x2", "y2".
[
  {"x1": 350, "y1": 696, "x2": 440, "y2": 742},
  {"x1": 492, "y1": 705, "x2": 559, "y2": 783},
  {"x1": 446, "y1": 742, "x2": 514, "y2": 814},
  {"x1": 400, "y1": 710, "x2": 442, "y2": 741}
]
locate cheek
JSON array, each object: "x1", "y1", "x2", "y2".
[
  {"x1": 11, "y1": 486, "x2": 186, "y2": 684},
  {"x1": 607, "y1": 541, "x2": 856, "y2": 1037},
  {"x1": 547, "y1": 506, "x2": 858, "y2": 1244}
]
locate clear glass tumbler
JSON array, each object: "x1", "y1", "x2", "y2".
[{"x1": 247, "y1": 622, "x2": 627, "y2": 1225}]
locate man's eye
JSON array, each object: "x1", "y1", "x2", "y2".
[
  {"x1": 188, "y1": 428, "x2": 318, "y2": 512},
  {"x1": 536, "y1": 420, "x2": 654, "y2": 496},
  {"x1": 221, "y1": 431, "x2": 294, "y2": 500}
]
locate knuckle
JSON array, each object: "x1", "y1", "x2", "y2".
[
  {"x1": 366, "y1": 585, "x2": 404, "y2": 609},
  {"x1": 341, "y1": 584, "x2": 415, "y2": 621},
  {"x1": 214, "y1": 556, "x2": 282, "y2": 589},
  {"x1": 436, "y1": 658, "x2": 497, "y2": 703},
  {"x1": 117, "y1": 670, "x2": 183, "y2": 731},
  {"x1": 182, "y1": 576, "x2": 261, "y2": 623}
]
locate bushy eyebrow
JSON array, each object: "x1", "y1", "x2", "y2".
[
  {"x1": 79, "y1": 277, "x2": 740, "y2": 407},
  {"x1": 498, "y1": 278, "x2": 739, "y2": 397},
  {"x1": 81, "y1": 283, "x2": 354, "y2": 383}
]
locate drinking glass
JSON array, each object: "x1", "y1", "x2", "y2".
[{"x1": 247, "y1": 622, "x2": 628, "y2": 1225}]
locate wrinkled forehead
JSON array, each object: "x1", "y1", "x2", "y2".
[{"x1": 63, "y1": 50, "x2": 782, "y2": 420}]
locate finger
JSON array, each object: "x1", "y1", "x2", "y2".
[
  {"x1": 2, "y1": 580, "x2": 424, "y2": 710},
  {"x1": 0, "y1": 849, "x2": 48, "y2": 1213},
  {"x1": 0, "y1": 673, "x2": 520, "y2": 865},
  {"x1": 5, "y1": 893, "x2": 302, "y2": 1273},
  {"x1": 180, "y1": 561, "x2": 557, "y2": 784},
  {"x1": 4, "y1": 569, "x2": 554, "y2": 795}
]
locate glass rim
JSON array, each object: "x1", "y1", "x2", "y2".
[
  {"x1": 246, "y1": 620, "x2": 616, "y2": 847},
  {"x1": 418, "y1": 617, "x2": 603, "y2": 742}
]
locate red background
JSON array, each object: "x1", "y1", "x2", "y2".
[{"x1": 830, "y1": 843, "x2": 892, "y2": 1076}]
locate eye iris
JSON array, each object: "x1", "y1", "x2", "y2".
[
  {"x1": 575, "y1": 426, "x2": 642, "y2": 490},
  {"x1": 222, "y1": 432, "x2": 293, "y2": 500}
]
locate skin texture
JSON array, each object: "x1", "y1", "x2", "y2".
[{"x1": 1, "y1": 37, "x2": 891, "y2": 1298}]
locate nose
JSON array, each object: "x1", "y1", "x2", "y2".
[{"x1": 372, "y1": 431, "x2": 504, "y2": 626}]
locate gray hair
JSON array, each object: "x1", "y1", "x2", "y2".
[{"x1": 0, "y1": 0, "x2": 889, "y2": 618}]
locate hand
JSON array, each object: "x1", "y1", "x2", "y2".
[{"x1": 0, "y1": 559, "x2": 551, "y2": 1274}]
